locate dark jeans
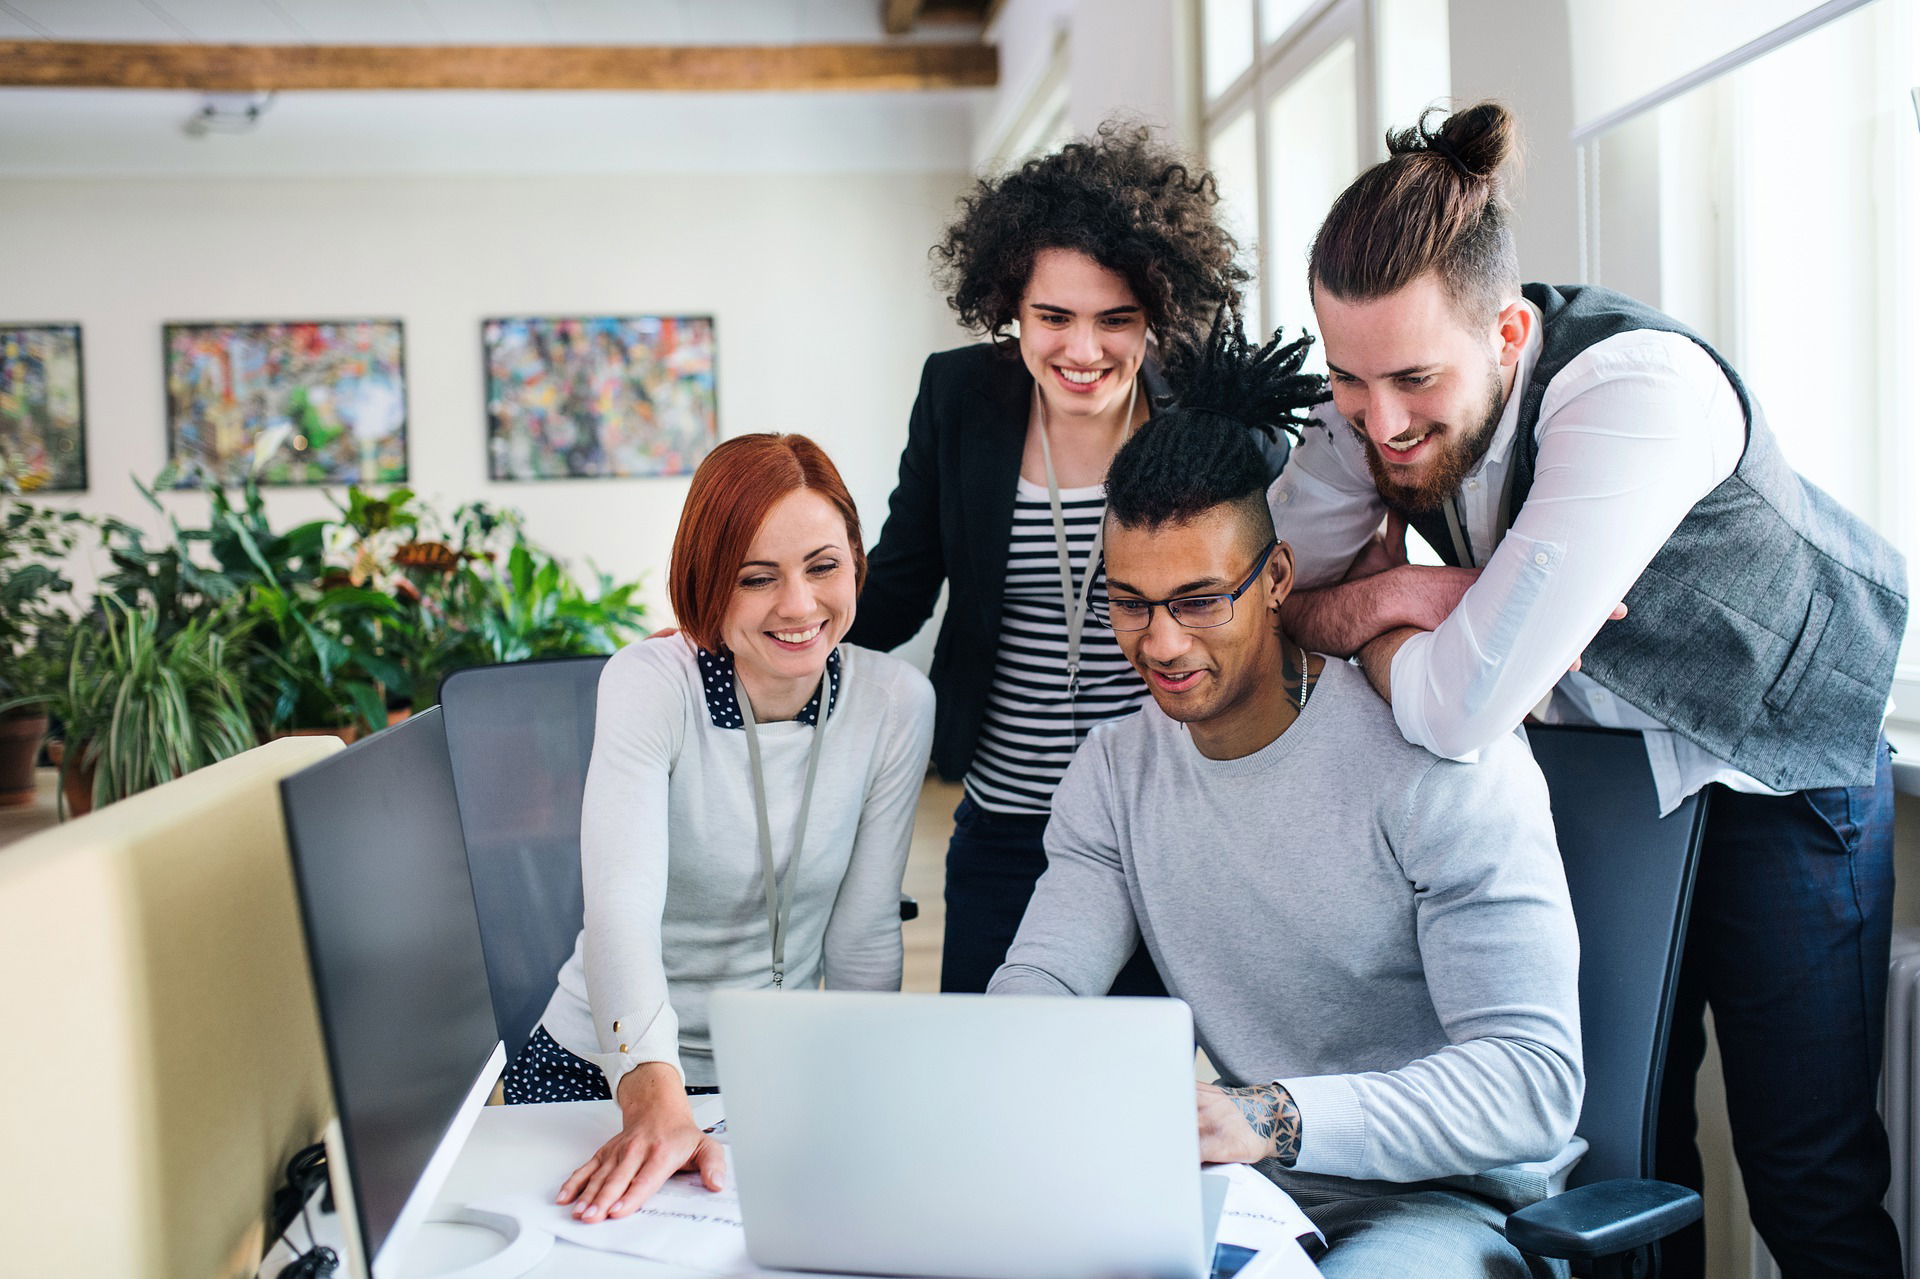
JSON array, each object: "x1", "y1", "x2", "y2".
[
  {"x1": 940, "y1": 795, "x2": 1166, "y2": 996},
  {"x1": 1656, "y1": 739, "x2": 1901, "y2": 1279}
]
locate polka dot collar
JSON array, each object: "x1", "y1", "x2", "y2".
[{"x1": 694, "y1": 646, "x2": 842, "y2": 730}]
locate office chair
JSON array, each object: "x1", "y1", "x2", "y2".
[
  {"x1": 441, "y1": 655, "x2": 607, "y2": 1062},
  {"x1": 440, "y1": 652, "x2": 920, "y2": 1061},
  {"x1": 1506, "y1": 725, "x2": 1710, "y2": 1279}
]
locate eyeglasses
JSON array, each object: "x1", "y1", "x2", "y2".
[{"x1": 1096, "y1": 540, "x2": 1278, "y2": 632}]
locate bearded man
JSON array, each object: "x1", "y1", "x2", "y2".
[{"x1": 1271, "y1": 101, "x2": 1909, "y2": 1279}]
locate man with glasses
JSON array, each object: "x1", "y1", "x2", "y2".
[{"x1": 989, "y1": 331, "x2": 1584, "y2": 1277}]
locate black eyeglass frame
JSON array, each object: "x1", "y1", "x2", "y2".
[{"x1": 1097, "y1": 539, "x2": 1279, "y2": 631}]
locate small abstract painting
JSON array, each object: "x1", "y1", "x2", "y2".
[
  {"x1": 165, "y1": 320, "x2": 408, "y2": 487},
  {"x1": 0, "y1": 323, "x2": 86, "y2": 492},
  {"x1": 483, "y1": 316, "x2": 717, "y2": 481}
]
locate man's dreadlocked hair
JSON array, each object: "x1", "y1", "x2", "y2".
[{"x1": 1107, "y1": 314, "x2": 1327, "y2": 534}]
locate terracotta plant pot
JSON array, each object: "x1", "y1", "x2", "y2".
[
  {"x1": 0, "y1": 711, "x2": 48, "y2": 808},
  {"x1": 48, "y1": 739, "x2": 97, "y2": 819}
]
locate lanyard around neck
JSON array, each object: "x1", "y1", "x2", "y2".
[
  {"x1": 1033, "y1": 377, "x2": 1140, "y2": 697},
  {"x1": 736, "y1": 669, "x2": 833, "y2": 990}
]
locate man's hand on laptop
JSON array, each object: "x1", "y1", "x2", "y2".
[
  {"x1": 1195, "y1": 1081, "x2": 1302, "y2": 1167},
  {"x1": 557, "y1": 1061, "x2": 726, "y2": 1222}
]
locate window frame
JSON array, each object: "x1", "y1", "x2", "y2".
[{"x1": 1202, "y1": 0, "x2": 1376, "y2": 338}]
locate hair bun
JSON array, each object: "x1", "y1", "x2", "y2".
[{"x1": 1385, "y1": 102, "x2": 1514, "y2": 183}]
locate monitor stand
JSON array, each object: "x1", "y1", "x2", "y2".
[
  {"x1": 262, "y1": 1185, "x2": 552, "y2": 1279},
  {"x1": 385, "y1": 1206, "x2": 552, "y2": 1279}
]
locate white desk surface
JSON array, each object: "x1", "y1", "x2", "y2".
[
  {"x1": 423, "y1": 1098, "x2": 722, "y2": 1278},
  {"x1": 270, "y1": 1096, "x2": 1319, "y2": 1279},
  {"x1": 262, "y1": 1099, "x2": 723, "y2": 1279}
]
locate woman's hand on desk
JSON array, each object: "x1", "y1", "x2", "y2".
[{"x1": 557, "y1": 1061, "x2": 725, "y2": 1222}]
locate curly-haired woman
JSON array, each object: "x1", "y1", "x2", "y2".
[{"x1": 845, "y1": 123, "x2": 1287, "y2": 994}]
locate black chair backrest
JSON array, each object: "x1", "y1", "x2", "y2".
[
  {"x1": 1526, "y1": 724, "x2": 1708, "y2": 1188},
  {"x1": 440, "y1": 656, "x2": 608, "y2": 1061}
]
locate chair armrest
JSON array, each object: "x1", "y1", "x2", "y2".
[
  {"x1": 899, "y1": 894, "x2": 919, "y2": 922},
  {"x1": 1505, "y1": 1179, "x2": 1702, "y2": 1259}
]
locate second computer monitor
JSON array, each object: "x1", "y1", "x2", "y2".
[{"x1": 280, "y1": 707, "x2": 503, "y2": 1278}]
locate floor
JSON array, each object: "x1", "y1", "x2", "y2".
[
  {"x1": 900, "y1": 776, "x2": 963, "y2": 993},
  {"x1": 0, "y1": 768, "x2": 58, "y2": 849}
]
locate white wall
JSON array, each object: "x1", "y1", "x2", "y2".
[
  {"x1": 1447, "y1": 0, "x2": 1584, "y2": 285},
  {"x1": 0, "y1": 170, "x2": 971, "y2": 637},
  {"x1": 976, "y1": 0, "x2": 1200, "y2": 164}
]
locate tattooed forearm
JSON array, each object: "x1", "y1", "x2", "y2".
[{"x1": 1220, "y1": 1082, "x2": 1303, "y2": 1166}]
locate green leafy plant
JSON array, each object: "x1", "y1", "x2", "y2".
[
  {"x1": 0, "y1": 487, "x2": 92, "y2": 709},
  {"x1": 364, "y1": 495, "x2": 649, "y2": 708},
  {"x1": 204, "y1": 479, "x2": 409, "y2": 736},
  {"x1": 37, "y1": 597, "x2": 258, "y2": 813}
]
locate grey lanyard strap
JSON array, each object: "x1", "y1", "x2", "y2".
[
  {"x1": 736, "y1": 669, "x2": 832, "y2": 990},
  {"x1": 1033, "y1": 377, "x2": 1139, "y2": 696},
  {"x1": 1440, "y1": 462, "x2": 1518, "y2": 568}
]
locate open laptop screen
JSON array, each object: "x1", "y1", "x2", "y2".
[{"x1": 280, "y1": 708, "x2": 501, "y2": 1272}]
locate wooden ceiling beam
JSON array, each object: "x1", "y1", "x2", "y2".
[{"x1": 0, "y1": 40, "x2": 998, "y2": 93}]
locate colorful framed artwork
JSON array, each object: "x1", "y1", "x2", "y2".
[
  {"x1": 164, "y1": 319, "x2": 408, "y2": 487},
  {"x1": 0, "y1": 323, "x2": 87, "y2": 493},
  {"x1": 483, "y1": 315, "x2": 717, "y2": 481}
]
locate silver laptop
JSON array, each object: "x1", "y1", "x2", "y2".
[{"x1": 709, "y1": 990, "x2": 1214, "y2": 1279}]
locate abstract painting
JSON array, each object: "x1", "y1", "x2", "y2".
[
  {"x1": 165, "y1": 320, "x2": 408, "y2": 487},
  {"x1": 483, "y1": 316, "x2": 717, "y2": 481},
  {"x1": 0, "y1": 324, "x2": 86, "y2": 492}
]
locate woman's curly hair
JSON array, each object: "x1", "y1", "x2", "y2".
[{"x1": 933, "y1": 121, "x2": 1251, "y2": 362}]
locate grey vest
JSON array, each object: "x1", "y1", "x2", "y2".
[{"x1": 1407, "y1": 284, "x2": 1907, "y2": 792}]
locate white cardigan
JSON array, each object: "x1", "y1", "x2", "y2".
[{"x1": 540, "y1": 637, "x2": 935, "y2": 1088}]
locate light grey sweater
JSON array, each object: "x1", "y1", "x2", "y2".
[
  {"x1": 541, "y1": 638, "x2": 935, "y2": 1088},
  {"x1": 989, "y1": 659, "x2": 1583, "y2": 1186}
]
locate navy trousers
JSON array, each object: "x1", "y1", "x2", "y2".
[
  {"x1": 939, "y1": 795, "x2": 1165, "y2": 996},
  {"x1": 1656, "y1": 740, "x2": 1901, "y2": 1279}
]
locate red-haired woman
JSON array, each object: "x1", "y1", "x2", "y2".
[{"x1": 504, "y1": 433, "x2": 935, "y2": 1222}]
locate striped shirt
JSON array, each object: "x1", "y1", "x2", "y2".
[{"x1": 964, "y1": 477, "x2": 1150, "y2": 814}]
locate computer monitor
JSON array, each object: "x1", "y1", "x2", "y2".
[{"x1": 280, "y1": 708, "x2": 512, "y2": 1279}]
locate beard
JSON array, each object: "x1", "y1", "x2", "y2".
[{"x1": 1354, "y1": 363, "x2": 1506, "y2": 517}]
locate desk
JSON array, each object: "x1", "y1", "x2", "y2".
[
  {"x1": 263, "y1": 1096, "x2": 1320, "y2": 1279},
  {"x1": 265, "y1": 1099, "x2": 722, "y2": 1278}
]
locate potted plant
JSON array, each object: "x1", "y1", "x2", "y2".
[
  {"x1": 374, "y1": 496, "x2": 648, "y2": 707},
  {"x1": 39, "y1": 596, "x2": 258, "y2": 817},
  {"x1": 0, "y1": 484, "x2": 91, "y2": 805}
]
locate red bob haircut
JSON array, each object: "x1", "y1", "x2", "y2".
[{"x1": 668, "y1": 433, "x2": 867, "y2": 655}]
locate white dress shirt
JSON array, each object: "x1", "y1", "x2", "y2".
[{"x1": 1271, "y1": 301, "x2": 1783, "y2": 814}]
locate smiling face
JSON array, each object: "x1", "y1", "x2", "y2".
[
  {"x1": 720, "y1": 488, "x2": 858, "y2": 695},
  {"x1": 1313, "y1": 271, "x2": 1528, "y2": 516},
  {"x1": 1017, "y1": 247, "x2": 1149, "y2": 423},
  {"x1": 1104, "y1": 504, "x2": 1293, "y2": 752}
]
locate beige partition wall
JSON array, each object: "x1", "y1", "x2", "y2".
[{"x1": 0, "y1": 737, "x2": 343, "y2": 1278}]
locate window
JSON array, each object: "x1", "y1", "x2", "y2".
[
  {"x1": 1202, "y1": 0, "x2": 1450, "y2": 361},
  {"x1": 1582, "y1": 0, "x2": 1920, "y2": 694}
]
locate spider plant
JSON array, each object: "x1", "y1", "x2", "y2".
[{"x1": 44, "y1": 596, "x2": 258, "y2": 815}]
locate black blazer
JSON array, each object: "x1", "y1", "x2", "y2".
[{"x1": 847, "y1": 343, "x2": 1287, "y2": 781}]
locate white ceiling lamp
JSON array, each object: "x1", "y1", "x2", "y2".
[{"x1": 183, "y1": 91, "x2": 275, "y2": 138}]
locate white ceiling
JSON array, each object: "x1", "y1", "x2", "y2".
[{"x1": 0, "y1": 0, "x2": 991, "y2": 177}]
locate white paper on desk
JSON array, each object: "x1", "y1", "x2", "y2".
[
  {"x1": 1211, "y1": 1163, "x2": 1325, "y2": 1278},
  {"x1": 472, "y1": 1140, "x2": 754, "y2": 1274}
]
